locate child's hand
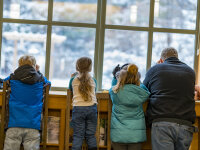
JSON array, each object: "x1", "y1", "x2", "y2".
[
  {"x1": 71, "y1": 72, "x2": 78, "y2": 78},
  {"x1": 120, "y1": 63, "x2": 130, "y2": 70},
  {"x1": 36, "y1": 64, "x2": 40, "y2": 71},
  {"x1": 112, "y1": 64, "x2": 120, "y2": 78}
]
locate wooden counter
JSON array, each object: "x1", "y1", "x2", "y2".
[{"x1": 0, "y1": 91, "x2": 199, "y2": 150}]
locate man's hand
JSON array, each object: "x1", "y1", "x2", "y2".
[
  {"x1": 195, "y1": 85, "x2": 200, "y2": 100},
  {"x1": 157, "y1": 58, "x2": 164, "y2": 64}
]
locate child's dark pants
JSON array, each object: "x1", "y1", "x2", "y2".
[{"x1": 72, "y1": 105, "x2": 97, "y2": 150}]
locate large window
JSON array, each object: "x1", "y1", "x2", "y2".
[
  {"x1": 3, "y1": 0, "x2": 48, "y2": 20},
  {"x1": 53, "y1": 0, "x2": 97, "y2": 23},
  {"x1": 103, "y1": 30, "x2": 148, "y2": 89},
  {"x1": 154, "y1": 0, "x2": 197, "y2": 30},
  {"x1": 152, "y1": 33, "x2": 195, "y2": 68},
  {"x1": 106, "y1": 0, "x2": 150, "y2": 27},
  {"x1": 0, "y1": 0, "x2": 199, "y2": 90},
  {"x1": 50, "y1": 26, "x2": 96, "y2": 87},
  {"x1": 1, "y1": 23, "x2": 47, "y2": 78}
]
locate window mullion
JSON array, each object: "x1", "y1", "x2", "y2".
[
  {"x1": 194, "y1": 0, "x2": 200, "y2": 77},
  {"x1": 0, "y1": 0, "x2": 3, "y2": 69},
  {"x1": 96, "y1": 0, "x2": 107, "y2": 91},
  {"x1": 94, "y1": 0, "x2": 102, "y2": 82},
  {"x1": 45, "y1": 0, "x2": 53, "y2": 79},
  {"x1": 146, "y1": 0, "x2": 155, "y2": 71},
  {"x1": 0, "y1": 0, "x2": 3, "y2": 19}
]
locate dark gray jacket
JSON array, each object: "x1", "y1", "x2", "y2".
[
  {"x1": 143, "y1": 57, "x2": 196, "y2": 125},
  {"x1": 10, "y1": 64, "x2": 44, "y2": 84}
]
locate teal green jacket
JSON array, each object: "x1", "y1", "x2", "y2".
[{"x1": 109, "y1": 78, "x2": 150, "y2": 143}]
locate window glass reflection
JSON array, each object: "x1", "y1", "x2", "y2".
[
  {"x1": 1, "y1": 23, "x2": 47, "y2": 78},
  {"x1": 152, "y1": 33, "x2": 195, "y2": 68},
  {"x1": 3, "y1": 0, "x2": 48, "y2": 20}
]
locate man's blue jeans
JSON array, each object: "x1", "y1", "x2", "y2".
[
  {"x1": 151, "y1": 121, "x2": 194, "y2": 150},
  {"x1": 72, "y1": 105, "x2": 97, "y2": 150}
]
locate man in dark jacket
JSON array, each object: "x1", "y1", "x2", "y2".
[
  {"x1": 3, "y1": 55, "x2": 50, "y2": 150},
  {"x1": 143, "y1": 47, "x2": 196, "y2": 150}
]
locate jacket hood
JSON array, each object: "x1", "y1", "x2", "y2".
[
  {"x1": 10, "y1": 65, "x2": 44, "y2": 84},
  {"x1": 111, "y1": 84, "x2": 150, "y2": 107}
]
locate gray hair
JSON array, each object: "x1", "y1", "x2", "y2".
[{"x1": 161, "y1": 47, "x2": 178, "y2": 60}]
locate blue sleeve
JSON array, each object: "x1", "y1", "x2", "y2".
[
  {"x1": 109, "y1": 77, "x2": 117, "y2": 102},
  {"x1": 93, "y1": 78, "x2": 97, "y2": 92},
  {"x1": 140, "y1": 83, "x2": 149, "y2": 92},
  {"x1": 69, "y1": 77, "x2": 75, "y2": 91},
  {"x1": 109, "y1": 78, "x2": 117, "y2": 103},
  {"x1": 43, "y1": 77, "x2": 51, "y2": 90},
  {"x1": 111, "y1": 77, "x2": 117, "y2": 86},
  {"x1": 109, "y1": 88, "x2": 114, "y2": 103},
  {"x1": 43, "y1": 77, "x2": 51, "y2": 85},
  {"x1": 4, "y1": 76, "x2": 10, "y2": 81}
]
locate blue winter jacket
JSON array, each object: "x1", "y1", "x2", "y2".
[
  {"x1": 109, "y1": 78, "x2": 150, "y2": 143},
  {"x1": 4, "y1": 65, "x2": 51, "y2": 130}
]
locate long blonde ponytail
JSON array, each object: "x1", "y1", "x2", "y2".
[
  {"x1": 76, "y1": 57, "x2": 93, "y2": 101},
  {"x1": 113, "y1": 64, "x2": 140, "y2": 93}
]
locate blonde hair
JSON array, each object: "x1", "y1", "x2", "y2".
[
  {"x1": 18, "y1": 55, "x2": 36, "y2": 68},
  {"x1": 113, "y1": 64, "x2": 140, "y2": 93},
  {"x1": 76, "y1": 57, "x2": 93, "y2": 101}
]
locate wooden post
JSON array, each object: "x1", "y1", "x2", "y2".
[
  {"x1": 60, "y1": 109, "x2": 66, "y2": 150},
  {"x1": 198, "y1": 117, "x2": 200, "y2": 150},
  {"x1": 42, "y1": 85, "x2": 50, "y2": 150},
  {"x1": 107, "y1": 96, "x2": 112, "y2": 150},
  {"x1": 96, "y1": 98, "x2": 100, "y2": 150},
  {"x1": 0, "y1": 82, "x2": 7, "y2": 150},
  {"x1": 65, "y1": 89, "x2": 71, "y2": 150}
]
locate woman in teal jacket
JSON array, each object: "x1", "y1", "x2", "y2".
[{"x1": 109, "y1": 64, "x2": 150, "y2": 150}]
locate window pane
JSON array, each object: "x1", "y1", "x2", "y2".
[
  {"x1": 53, "y1": 0, "x2": 97, "y2": 23},
  {"x1": 106, "y1": 0, "x2": 150, "y2": 26},
  {"x1": 154, "y1": 0, "x2": 197, "y2": 29},
  {"x1": 103, "y1": 29, "x2": 148, "y2": 89},
  {"x1": 1, "y1": 23, "x2": 47, "y2": 78},
  {"x1": 50, "y1": 27, "x2": 96, "y2": 87},
  {"x1": 152, "y1": 33, "x2": 195, "y2": 68},
  {"x1": 3, "y1": 0, "x2": 48, "y2": 20}
]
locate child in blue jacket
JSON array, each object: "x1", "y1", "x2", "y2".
[
  {"x1": 109, "y1": 64, "x2": 150, "y2": 150},
  {"x1": 3, "y1": 55, "x2": 50, "y2": 150}
]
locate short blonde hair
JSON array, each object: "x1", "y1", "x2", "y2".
[{"x1": 18, "y1": 55, "x2": 36, "y2": 67}]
